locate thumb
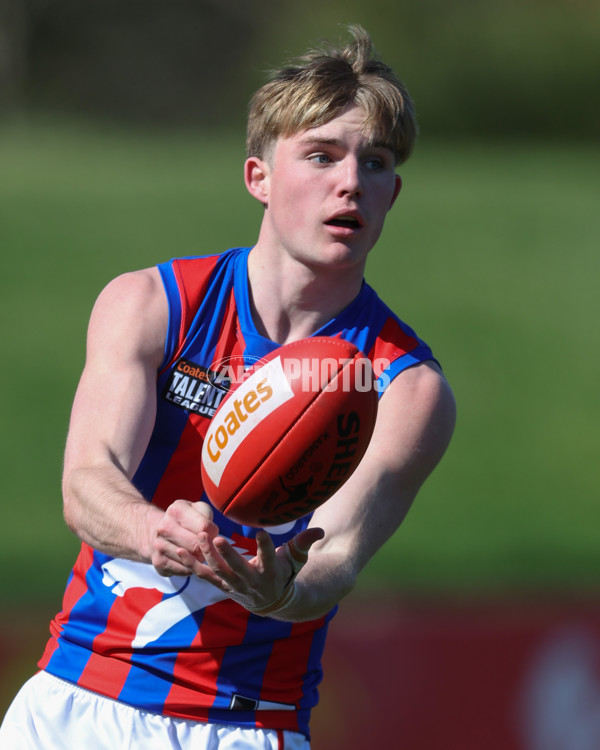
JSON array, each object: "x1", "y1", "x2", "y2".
[{"x1": 286, "y1": 527, "x2": 325, "y2": 571}]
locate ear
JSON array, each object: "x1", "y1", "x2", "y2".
[
  {"x1": 244, "y1": 156, "x2": 270, "y2": 206},
  {"x1": 388, "y1": 174, "x2": 402, "y2": 211}
]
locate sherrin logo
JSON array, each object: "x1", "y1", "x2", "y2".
[{"x1": 201, "y1": 356, "x2": 295, "y2": 486}]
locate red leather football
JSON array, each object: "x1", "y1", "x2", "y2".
[{"x1": 200, "y1": 337, "x2": 378, "y2": 527}]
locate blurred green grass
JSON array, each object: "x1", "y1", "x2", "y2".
[{"x1": 1, "y1": 120, "x2": 598, "y2": 605}]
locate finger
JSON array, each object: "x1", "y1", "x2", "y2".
[
  {"x1": 214, "y1": 536, "x2": 254, "y2": 579},
  {"x1": 198, "y1": 532, "x2": 241, "y2": 585},
  {"x1": 193, "y1": 501, "x2": 214, "y2": 522},
  {"x1": 156, "y1": 501, "x2": 219, "y2": 564},
  {"x1": 172, "y1": 546, "x2": 211, "y2": 577},
  {"x1": 164, "y1": 499, "x2": 218, "y2": 537},
  {"x1": 155, "y1": 561, "x2": 192, "y2": 577},
  {"x1": 151, "y1": 546, "x2": 195, "y2": 577},
  {"x1": 154, "y1": 521, "x2": 208, "y2": 566},
  {"x1": 254, "y1": 530, "x2": 278, "y2": 572}
]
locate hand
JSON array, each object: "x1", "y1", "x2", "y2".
[
  {"x1": 151, "y1": 500, "x2": 219, "y2": 576},
  {"x1": 190, "y1": 524, "x2": 325, "y2": 613}
]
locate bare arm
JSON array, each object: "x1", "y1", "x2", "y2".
[
  {"x1": 288, "y1": 361, "x2": 457, "y2": 620},
  {"x1": 62, "y1": 268, "x2": 169, "y2": 560},
  {"x1": 62, "y1": 269, "x2": 323, "y2": 598},
  {"x1": 62, "y1": 268, "x2": 227, "y2": 575}
]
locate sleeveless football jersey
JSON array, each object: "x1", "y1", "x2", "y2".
[{"x1": 39, "y1": 246, "x2": 436, "y2": 740}]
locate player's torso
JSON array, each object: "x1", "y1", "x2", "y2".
[{"x1": 40, "y1": 247, "x2": 435, "y2": 735}]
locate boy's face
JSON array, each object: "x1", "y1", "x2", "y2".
[{"x1": 247, "y1": 104, "x2": 402, "y2": 275}]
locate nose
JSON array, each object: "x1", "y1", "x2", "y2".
[{"x1": 337, "y1": 157, "x2": 362, "y2": 198}]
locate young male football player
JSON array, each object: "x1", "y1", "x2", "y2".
[{"x1": 1, "y1": 25, "x2": 455, "y2": 749}]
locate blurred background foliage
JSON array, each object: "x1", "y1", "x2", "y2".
[
  {"x1": 1, "y1": 0, "x2": 598, "y2": 138},
  {"x1": 0, "y1": 0, "x2": 599, "y2": 607}
]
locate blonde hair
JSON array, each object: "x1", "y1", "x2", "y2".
[{"x1": 246, "y1": 25, "x2": 418, "y2": 165}]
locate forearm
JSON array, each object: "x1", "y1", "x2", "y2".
[{"x1": 63, "y1": 464, "x2": 163, "y2": 561}]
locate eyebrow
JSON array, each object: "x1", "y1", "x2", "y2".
[
  {"x1": 298, "y1": 136, "x2": 341, "y2": 147},
  {"x1": 298, "y1": 135, "x2": 394, "y2": 152}
]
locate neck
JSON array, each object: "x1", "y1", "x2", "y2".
[{"x1": 246, "y1": 246, "x2": 364, "y2": 345}]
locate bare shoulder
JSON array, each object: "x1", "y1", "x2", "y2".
[
  {"x1": 92, "y1": 267, "x2": 166, "y2": 322},
  {"x1": 376, "y1": 360, "x2": 456, "y2": 478},
  {"x1": 87, "y1": 267, "x2": 168, "y2": 366},
  {"x1": 383, "y1": 360, "x2": 455, "y2": 415}
]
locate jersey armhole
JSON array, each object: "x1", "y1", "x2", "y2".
[
  {"x1": 157, "y1": 261, "x2": 182, "y2": 373},
  {"x1": 376, "y1": 345, "x2": 440, "y2": 398}
]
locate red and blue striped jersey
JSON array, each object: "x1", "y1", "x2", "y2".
[{"x1": 39, "y1": 247, "x2": 436, "y2": 739}]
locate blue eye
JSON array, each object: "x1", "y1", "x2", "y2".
[
  {"x1": 365, "y1": 158, "x2": 385, "y2": 170},
  {"x1": 309, "y1": 153, "x2": 331, "y2": 164}
]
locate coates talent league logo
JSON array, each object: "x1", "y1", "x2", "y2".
[{"x1": 163, "y1": 351, "x2": 391, "y2": 417}]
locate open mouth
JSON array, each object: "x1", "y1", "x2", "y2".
[{"x1": 326, "y1": 216, "x2": 361, "y2": 229}]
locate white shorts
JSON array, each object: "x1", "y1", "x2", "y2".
[{"x1": 0, "y1": 671, "x2": 310, "y2": 750}]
